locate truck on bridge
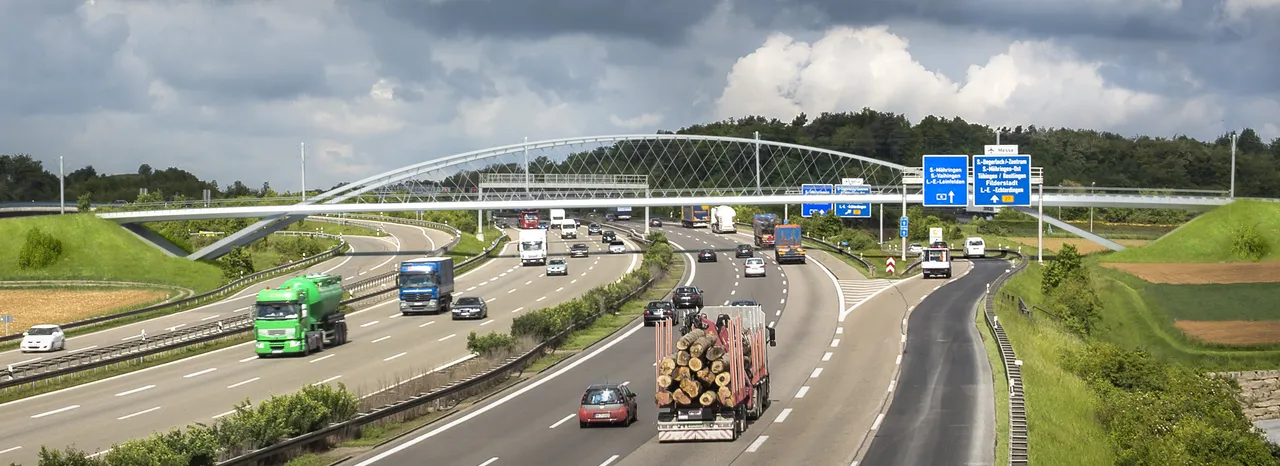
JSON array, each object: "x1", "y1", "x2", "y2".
[
  {"x1": 653, "y1": 305, "x2": 775, "y2": 441},
  {"x1": 253, "y1": 273, "x2": 349, "y2": 357},
  {"x1": 398, "y1": 257, "x2": 456, "y2": 314},
  {"x1": 752, "y1": 213, "x2": 777, "y2": 248},
  {"x1": 773, "y1": 224, "x2": 806, "y2": 264},
  {"x1": 681, "y1": 206, "x2": 711, "y2": 228},
  {"x1": 519, "y1": 229, "x2": 548, "y2": 266},
  {"x1": 710, "y1": 206, "x2": 736, "y2": 234}
]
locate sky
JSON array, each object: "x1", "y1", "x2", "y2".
[{"x1": 2, "y1": 0, "x2": 1277, "y2": 192}]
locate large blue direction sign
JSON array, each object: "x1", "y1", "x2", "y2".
[
  {"x1": 922, "y1": 155, "x2": 969, "y2": 207},
  {"x1": 899, "y1": 216, "x2": 909, "y2": 238},
  {"x1": 834, "y1": 184, "x2": 871, "y2": 218},
  {"x1": 973, "y1": 155, "x2": 1032, "y2": 207},
  {"x1": 800, "y1": 184, "x2": 833, "y2": 218}
]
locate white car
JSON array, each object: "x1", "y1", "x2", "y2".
[
  {"x1": 964, "y1": 237, "x2": 986, "y2": 258},
  {"x1": 907, "y1": 243, "x2": 924, "y2": 256},
  {"x1": 608, "y1": 241, "x2": 626, "y2": 254},
  {"x1": 744, "y1": 257, "x2": 767, "y2": 277},
  {"x1": 21, "y1": 324, "x2": 66, "y2": 353}
]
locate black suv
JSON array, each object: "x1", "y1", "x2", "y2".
[
  {"x1": 735, "y1": 244, "x2": 753, "y2": 258},
  {"x1": 569, "y1": 243, "x2": 590, "y2": 258},
  {"x1": 672, "y1": 286, "x2": 704, "y2": 309},
  {"x1": 697, "y1": 249, "x2": 717, "y2": 262},
  {"x1": 587, "y1": 223, "x2": 602, "y2": 235},
  {"x1": 643, "y1": 300, "x2": 677, "y2": 326},
  {"x1": 601, "y1": 231, "x2": 617, "y2": 243}
]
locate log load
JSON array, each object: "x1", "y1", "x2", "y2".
[{"x1": 655, "y1": 327, "x2": 755, "y2": 409}]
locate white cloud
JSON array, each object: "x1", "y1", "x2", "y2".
[
  {"x1": 1222, "y1": 0, "x2": 1280, "y2": 20},
  {"x1": 610, "y1": 113, "x2": 664, "y2": 130}
]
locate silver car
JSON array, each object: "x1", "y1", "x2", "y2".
[{"x1": 546, "y1": 258, "x2": 568, "y2": 276}]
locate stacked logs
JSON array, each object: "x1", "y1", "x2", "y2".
[{"x1": 655, "y1": 327, "x2": 752, "y2": 408}]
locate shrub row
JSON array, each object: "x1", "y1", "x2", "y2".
[
  {"x1": 17, "y1": 227, "x2": 64, "y2": 270},
  {"x1": 29, "y1": 383, "x2": 358, "y2": 465}
]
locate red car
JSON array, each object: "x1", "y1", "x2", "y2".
[{"x1": 578, "y1": 383, "x2": 638, "y2": 427}]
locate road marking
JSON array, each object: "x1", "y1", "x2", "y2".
[
  {"x1": 745, "y1": 436, "x2": 769, "y2": 453},
  {"x1": 589, "y1": 266, "x2": 594, "y2": 270},
  {"x1": 388, "y1": 314, "x2": 399, "y2": 319},
  {"x1": 525, "y1": 280, "x2": 533, "y2": 285},
  {"x1": 67, "y1": 345, "x2": 98, "y2": 354},
  {"x1": 384, "y1": 352, "x2": 407, "y2": 362},
  {"x1": 783, "y1": 289, "x2": 787, "y2": 294},
  {"x1": 31, "y1": 405, "x2": 79, "y2": 418},
  {"x1": 734, "y1": 281, "x2": 738, "y2": 286},
  {"x1": 165, "y1": 324, "x2": 185, "y2": 331},
  {"x1": 481, "y1": 319, "x2": 495, "y2": 326},
  {"x1": 822, "y1": 352, "x2": 833, "y2": 361},
  {"x1": 871, "y1": 413, "x2": 885, "y2": 430},
  {"x1": 731, "y1": 290, "x2": 736, "y2": 295},
  {"x1": 212, "y1": 410, "x2": 236, "y2": 419},
  {"x1": 438, "y1": 334, "x2": 456, "y2": 342},
  {"x1": 549, "y1": 413, "x2": 575, "y2": 428},
  {"x1": 908, "y1": 305, "x2": 915, "y2": 312},
  {"x1": 511, "y1": 307, "x2": 525, "y2": 313},
  {"x1": 13, "y1": 357, "x2": 41, "y2": 365},
  {"x1": 782, "y1": 280, "x2": 787, "y2": 285},
  {"x1": 555, "y1": 287, "x2": 564, "y2": 292},
  {"x1": 903, "y1": 318, "x2": 907, "y2": 326},
  {"x1": 836, "y1": 327, "x2": 844, "y2": 334},
  {"x1": 313, "y1": 375, "x2": 342, "y2": 385},
  {"x1": 227, "y1": 377, "x2": 259, "y2": 389},
  {"x1": 238, "y1": 356, "x2": 256, "y2": 363},
  {"x1": 200, "y1": 315, "x2": 221, "y2": 321},
  {"x1": 486, "y1": 298, "x2": 497, "y2": 303},
  {"x1": 466, "y1": 286, "x2": 477, "y2": 291},
  {"x1": 479, "y1": 458, "x2": 499, "y2": 466},
  {"x1": 419, "y1": 321, "x2": 435, "y2": 328},
  {"x1": 780, "y1": 298, "x2": 786, "y2": 304},
  {"x1": 896, "y1": 354, "x2": 903, "y2": 365},
  {"x1": 888, "y1": 380, "x2": 896, "y2": 392},
  {"x1": 775, "y1": 310, "x2": 781, "y2": 316},
  {"x1": 774, "y1": 408, "x2": 793, "y2": 423},
  {"x1": 184, "y1": 368, "x2": 217, "y2": 378},
  {"x1": 536, "y1": 296, "x2": 546, "y2": 302},
  {"x1": 499, "y1": 272, "x2": 507, "y2": 277},
  {"x1": 901, "y1": 334, "x2": 907, "y2": 343},
  {"x1": 769, "y1": 321, "x2": 776, "y2": 328},
  {"x1": 581, "y1": 272, "x2": 587, "y2": 276},
  {"x1": 934, "y1": 285, "x2": 941, "y2": 291},
  {"x1": 831, "y1": 339, "x2": 841, "y2": 348},
  {"x1": 372, "y1": 336, "x2": 390, "y2": 343},
  {"x1": 121, "y1": 334, "x2": 142, "y2": 341},
  {"x1": 599, "y1": 455, "x2": 620, "y2": 466},
  {"x1": 117, "y1": 406, "x2": 161, "y2": 420},
  {"x1": 508, "y1": 288, "x2": 517, "y2": 294},
  {"x1": 795, "y1": 386, "x2": 810, "y2": 398},
  {"x1": 810, "y1": 368, "x2": 824, "y2": 378},
  {"x1": 114, "y1": 385, "x2": 155, "y2": 397},
  {"x1": 310, "y1": 354, "x2": 335, "y2": 363},
  {"x1": 0, "y1": 447, "x2": 20, "y2": 454},
  {"x1": 361, "y1": 320, "x2": 380, "y2": 328},
  {"x1": 571, "y1": 279, "x2": 577, "y2": 284},
  {"x1": 479, "y1": 281, "x2": 489, "y2": 286}
]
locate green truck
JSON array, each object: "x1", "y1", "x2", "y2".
[{"x1": 253, "y1": 273, "x2": 350, "y2": 357}]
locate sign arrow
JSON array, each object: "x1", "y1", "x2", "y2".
[
  {"x1": 990, "y1": 195, "x2": 999, "y2": 203},
  {"x1": 948, "y1": 191, "x2": 954, "y2": 203}
]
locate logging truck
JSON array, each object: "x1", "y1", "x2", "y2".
[{"x1": 653, "y1": 305, "x2": 776, "y2": 442}]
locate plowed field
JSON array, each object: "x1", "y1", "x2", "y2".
[
  {"x1": 0, "y1": 288, "x2": 169, "y2": 333},
  {"x1": 1007, "y1": 237, "x2": 1151, "y2": 254},
  {"x1": 1175, "y1": 320, "x2": 1280, "y2": 345},
  {"x1": 1100, "y1": 262, "x2": 1280, "y2": 284}
]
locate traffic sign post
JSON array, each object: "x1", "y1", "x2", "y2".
[
  {"x1": 973, "y1": 154, "x2": 1032, "y2": 207},
  {"x1": 922, "y1": 155, "x2": 969, "y2": 207},
  {"x1": 800, "y1": 184, "x2": 833, "y2": 218},
  {"x1": 1, "y1": 314, "x2": 11, "y2": 336},
  {"x1": 885, "y1": 256, "x2": 896, "y2": 275},
  {"x1": 834, "y1": 184, "x2": 871, "y2": 218},
  {"x1": 899, "y1": 216, "x2": 909, "y2": 238}
]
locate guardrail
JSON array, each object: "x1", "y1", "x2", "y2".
[
  {"x1": 981, "y1": 252, "x2": 1030, "y2": 465},
  {"x1": 216, "y1": 225, "x2": 663, "y2": 465},
  {"x1": 0, "y1": 227, "x2": 506, "y2": 395}
]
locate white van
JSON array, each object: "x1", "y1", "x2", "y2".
[{"x1": 964, "y1": 237, "x2": 986, "y2": 258}]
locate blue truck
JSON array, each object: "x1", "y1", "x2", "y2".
[
  {"x1": 773, "y1": 224, "x2": 807, "y2": 264},
  {"x1": 398, "y1": 257, "x2": 456, "y2": 315}
]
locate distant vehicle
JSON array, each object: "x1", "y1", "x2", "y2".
[
  {"x1": 546, "y1": 258, "x2": 569, "y2": 276},
  {"x1": 752, "y1": 213, "x2": 778, "y2": 248},
  {"x1": 744, "y1": 257, "x2": 766, "y2": 277},
  {"x1": 681, "y1": 205, "x2": 711, "y2": 228},
  {"x1": 921, "y1": 247, "x2": 952, "y2": 279},
  {"x1": 560, "y1": 223, "x2": 578, "y2": 239},
  {"x1": 644, "y1": 300, "x2": 678, "y2": 326},
  {"x1": 20, "y1": 324, "x2": 65, "y2": 353},
  {"x1": 710, "y1": 205, "x2": 737, "y2": 233},
  {"x1": 609, "y1": 241, "x2": 626, "y2": 254},
  {"x1": 964, "y1": 237, "x2": 986, "y2": 258},
  {"x1": 538, "y1": 221, "x2": 550, "y2": 230},
  {"x1": 550, "y1": 209, "x2": 567, "y2": 227},
  {"x1": 930, "y1": 241, "x2": 949, "y2": 249},
  {"x1": 399, "y1": 257, "x2": 456, "y2": 315},
  {"x1": 587, "y1": 223, "x2": 603, "y2": 235},
  {"x1": 254, "y1": 273, "x2": 349, "y2": 357},
  {"x1": 451, "y1": 296, "x2": 489, "y2": 320},
  {"x1": 729, "y1": 299, "x2": 759, "y2": 306},
  {"x1": 735, "y1": 244, "x2": 753, "y2": 258},
  {"x1": 907, "y1": 243, "x2": 923, "y2": 256},
  {"x1": 672, "y1": 286, "x2": 704, "y2": 309},
  {"x1": 605, "y1": 213, "x2": 616, "y2": 221},
  {"x1": 615, "y1": 207, "x2": 633, "y2": 220},
  {"x1": 650, "y1": 218, "x2": 663, "y2": 227},
  {"x1": 601, "y1": 231, "x2": 617, "y2": 243},
  {"x1": 569, "y1": 243, "x2": 590, "y2": 258},
  {"x1": 519, "y1": 209, "x2": 539, "y2": 229},
  {"x1": 520, "y1": 229, "x2": 549, "y2": 266},
  {"x1": 698, "y1": 249, "x2": 717, "y2": 262},
  {"x1": 774, "y1": 224, "x2": 806, "y2": 264},
  {"x1": 579, "y1": 383, "x2": 638, "y2": 427}
]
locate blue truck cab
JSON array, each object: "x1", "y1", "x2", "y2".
[{"x1": 398, "y1": 256, "x2": 456, "y2": 315}]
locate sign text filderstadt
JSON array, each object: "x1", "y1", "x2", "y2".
[{"x1": 974, "y1": 157, "x2": 1029, "y2": 198}]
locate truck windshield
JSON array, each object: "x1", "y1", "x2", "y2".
[
  {"x1": 521, "y1": 241, "x2": 544, "y2": 251},
  {"x1": 399, "y1": 272, "x2": 439, "y2": 288},
  {"x1": 255, "y1": 302, "x2": 301, "y2": 320}
]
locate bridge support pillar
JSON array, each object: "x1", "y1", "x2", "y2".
[
  {"x1": 1037, "y1": 182, "x2": 1043, "y2": 264},
  {"x1": 644, "y1": 206, "x2": 650, "y2": 235},
  {"x1": 477, "y1": 209, "x2": 484, "y2": 242}
]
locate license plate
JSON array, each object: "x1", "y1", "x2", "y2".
[
  {"x1": 594, "y1": 413, "x2": 610, "y2": 418},
  {"x1": 271, "y1": 350, "x2": 283, "y2": 354}
]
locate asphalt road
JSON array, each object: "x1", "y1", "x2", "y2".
[
  {"x1": 0, "y1": 226, "x2": 639, "y2": 464},
  {"x1": 345, "y1": 222, "x2": 847, "y2": 466},
  {"x1": 857, "y1": 258, "x2": 1006, "y2": 466},
  {"x1": 0, "y1": 220, "x2": 450, "y2": 368}
]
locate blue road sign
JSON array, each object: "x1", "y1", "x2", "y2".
[
  {"x1": 973, "y1": 155, "x2": 1032, "y2": 207},
  {"x1": 800, "y1": 183, "x2": 833, "y2": 218},
  {"x1": 922, "y1": 155, "x2": 969, "y2": 207},
  {"x1": 899, "y1": 216, "x2": 909, "y2": 228},
  {"x1": 834, "y1": 184, "x2": 871, "y2": 218},
  {"x1": 899, "y1": 226, "x2": 909, "y2": 238}
]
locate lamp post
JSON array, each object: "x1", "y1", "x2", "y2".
[
  {"x1": 300, "y1": 143, "x2": 307, "y2": 201},
  {"x1": 1089, "y1": 182, "x2": 1095, "y2": 233},
  {"x1": 59, "y1": 156, "x2": 65, "y2": 214}
]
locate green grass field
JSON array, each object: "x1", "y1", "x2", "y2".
[
  {"x1": 1104, "y1": 199, "x2": 1280, "y2": 263},
  {"x1": 285, "y1": 219, "x2": 383, "y2": 237},
  {"x1": 1144, "y1": 282, "x2": 1280, "y2": 321},
  {"x1": 0, "y1": 214, "x2": 224, "y2": 291}
]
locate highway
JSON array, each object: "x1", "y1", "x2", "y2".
[
  {"x1": 0, "y1": 224, "x2": 639, "y2": 464},
  {"x1": 345, "y1": 221, "x2": 864, "y2": 466},
  {"x1": 0, "y1": 220, "x2": 450, "y2": 368}
]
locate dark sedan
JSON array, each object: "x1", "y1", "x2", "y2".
[
  {"x1": 587, "y1": 223, "x2": 603, "y2": 235},
  {"x1": 735, "y1": 244, "x2": 753, "y2": 258},
  {"x1": 697, "y1": 249, "x2": 717, "y2": 262},
  {"x1": 643, "y1": 300, "x2": 677, "y2": 326},
  {"x1": 569, "y1": 243, "x2": 590, "y2": 258},
  {"x1": 730, "y1": 299, "x2": 759, "y2": 307},
  {"x1": 601, "y1": 231, "x2": 617, "y2": 243},
  {"x1": 672, "y1": 286, "x2": 704, "y2": 309},
  {"x1": 451, "y1": 296, "x2": 488, "y2": 320}
]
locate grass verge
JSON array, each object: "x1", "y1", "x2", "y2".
[
  {"x1": 975, "y1": 306, "x2": 1010, "y2": 466},
  {"x1": 1104, "y1": 199, "x2": 1280, "y2": 263},
  {"x1": 287, "y1": 219, "x2": 384, "y2": 238}
]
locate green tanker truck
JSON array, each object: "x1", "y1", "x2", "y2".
[{"x1": 253, "y1": 273, "x2": 350, "y2": 357}]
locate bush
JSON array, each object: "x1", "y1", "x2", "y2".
[
  {"x1": 1231, "y1": 223, "x2": 1270, "y2": 262},
  {"x1": 76, "y1": 192, "x2": 92, "y2": 213},
  {"x1": 467, "y1": 331, "x2": 517, "y2": 357},
  {"x1": 217, "y1": 246, "x2": 255, "y2": 280},
  {"x1": 17, "y1": 227, "x2": 64, "y2": 270},
  {"x1": 1041, "y1": 243, "x2": 1084, "y2": 294}
]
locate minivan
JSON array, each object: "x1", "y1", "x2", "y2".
[{"x1": 964, "y1": 237, "x2": 986, "y2": 258}]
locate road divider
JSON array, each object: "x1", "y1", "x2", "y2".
[{"x1": 981, "y1": 253, "x2": 1030, "y2": 465}]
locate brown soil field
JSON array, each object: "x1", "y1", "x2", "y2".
[
  {"x1": 0, "y1": 288, "x2": 169, "y2": 333},
  {"x1": 1007, "y1": 237, "x2": 1151, "y2": 255},
  {"x1": 1175, "y1": 320, "x2": 1280, "y2": 345},
  {"x1": 1100, "y1": 262, "x2": 1280, "y2": 284}
]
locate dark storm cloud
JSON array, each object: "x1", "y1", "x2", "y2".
[{"x1": 365, "y1": 0, "x2": 722, "y2": 46}]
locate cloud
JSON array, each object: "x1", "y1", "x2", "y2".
[{"x1": 715, "y1": 26, "x2": 1245, "y2": 138}]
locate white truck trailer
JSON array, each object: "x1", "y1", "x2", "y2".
[{"x1": 710, "y1": 206, "x2": 737, "y2": 234}]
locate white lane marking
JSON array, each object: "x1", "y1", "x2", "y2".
[
  {"x1": 481, "y1": 319, "x2": 495, "y2": 326},
  {"x1": 508, "y1": 288, "x2": 517, "y2": 294},
  {"x1": 734, "y1": 281, "x2": 739, "y2": 287},
  {"x1": 227, "y1": 377, "x2": 259, "y2": 389},
  {"x1": 419, "y1": 321, "x2": 435, "y2": 328},
  {"x1": 549, "y1": 413, "x2": 576, "y2": 428},
  {"x1": 555, "y1": 287, "x2": 564, "y2": 292},
  {"x1": 775, "y1": 310, "x2": 781, "y2": 316},
  {"x1": 536, "y1": 296, "x2": 546, "y2": 302},
  {"x1": 479, "y1": 281, "x2": 489, "y2": 286},
  {"x1": 731, "y1": 290, "x2": 736, "y2": 295},
  {"x1": 581, "y1": 272, "x2": 588, "y2": 277},
  {"x1": 511, "y1": 307, "x2": 525, "y2": 314},
  {"x1": 822, "y1": 352, "x2": 833, "y2": 362},
  {"x1": 438, "y1": 334, "x2": 456, "y2": 342},
  {"x1": 888, "y1": 380, "x2": 896, "y2": 392},
  {"x1": 539, "y1": 274, "x2": 546, "y2": 277},
  {"x1": 774, "y1": 408, "x2": 793, "y2": 423},
  {"x1": 745, "y1": 436, "x2": 769, "y2": 453},
  {"x1": 183, "y1": 368, "x2": 217, "y2": 378},
  {"x1": 795, "y1": 386, "x2": 810, "y2": 398},
  {"x1": 486, "y1": 298, "x2": 497, "y2": 303},
  {"x1": 782, "y1": 280, "x2": 787, "y2": 285},
  {"x1": 312, "y1": 375, "x2": 342, "y2": 385},
  {"x1": 499, "y1": 272, "x2": 508, "y2": 277},
  {"x1": 372, "y1": 336, "x2": 391, "y2": 343},
  {"x1": 896, "y1": 354, "x2": 903, "y2": 365},
  {"x1": 599, "y1": 455, "x2": 621, "y2": 466},
  {"x1": 238, "y1": 356, "x2": 256, "y2": 363},
  {"x1": 310, "y1": 354, "x2": 335, "y2": 363},
  {"x1": 384, "y1": 352, "x2": 407, "y2": 362},
  {"x1": 466, "y1": 286, "x2": 477, "y2": 291},
  {"x1": 68, "y1": 345, "x2": 98, "y2": 354},
  {"x1": 13, "y1": 357, "x2": 42, "y2": 365},
  {"x1": 525, "y1": 280, "x2": 533, "y2": 285},
  {"x1": 780, "y1": 298, "x2": 785, "y2": 304},
  {"x1": 0, "y1": 447, "x2": 20, "y2": 454},
  {"x1": 783, "y1": 289, "x2": 787, "y2": 294},
  {"x1": 361, "y1": 320, "x2": 380, "y2": 328},
  {"x1": 114, "y1": 385, "x2": 155, "y2": 397},
  {"x1": 212, "y1": 410, "x2": 237, "y2": 419},
  {"x1": 200, "y1": 314, "x2": 221, "y2": 321},
  {"x1": 351, "y1": 322, "x2": 650, "y2": 465},
  {"x1": 901, "y1": 334, "x2": 907, "y2": 343},
  {"x1": 571, "y1": 279, "x2": 577, "y2": 284},
  {"x1": 836, "y1": 327, "x2": 844, "y2": 334},
  {"x1": 388, "y1": 314, "x2": 399, "y2": 319},
  {"x1": 31, "y1": 405, "x2": 80, "y2": 418},
  {"x1": 810, "y1": 368, "x2": 824, "y2": 378},
  {"x1": 871, "y1": 413, "x2": 886, "y2": 430},
  {"x1": 831, "y1": 339, "x2": 841, "y2": 348},
  {"x1": 121, "y1": 334, "x2": 142, "y2": 341},
  {"x1": 479, "y1": 458, "x2": 499, "y2": 466},
  {"x1": 117, "y1": 406, "x2": 161, "y2": 420},
  {"x1": 165, "y1": 324, "x2": 185, "y2": 331}
]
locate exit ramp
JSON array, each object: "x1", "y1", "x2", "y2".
[{"x1": 1012, "y1": 206, "x2": 1127, "y2": 251}]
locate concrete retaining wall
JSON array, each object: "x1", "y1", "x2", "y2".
[{"x1": 1216, "y1": 370, "x2": 1280, "y2": 420}]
